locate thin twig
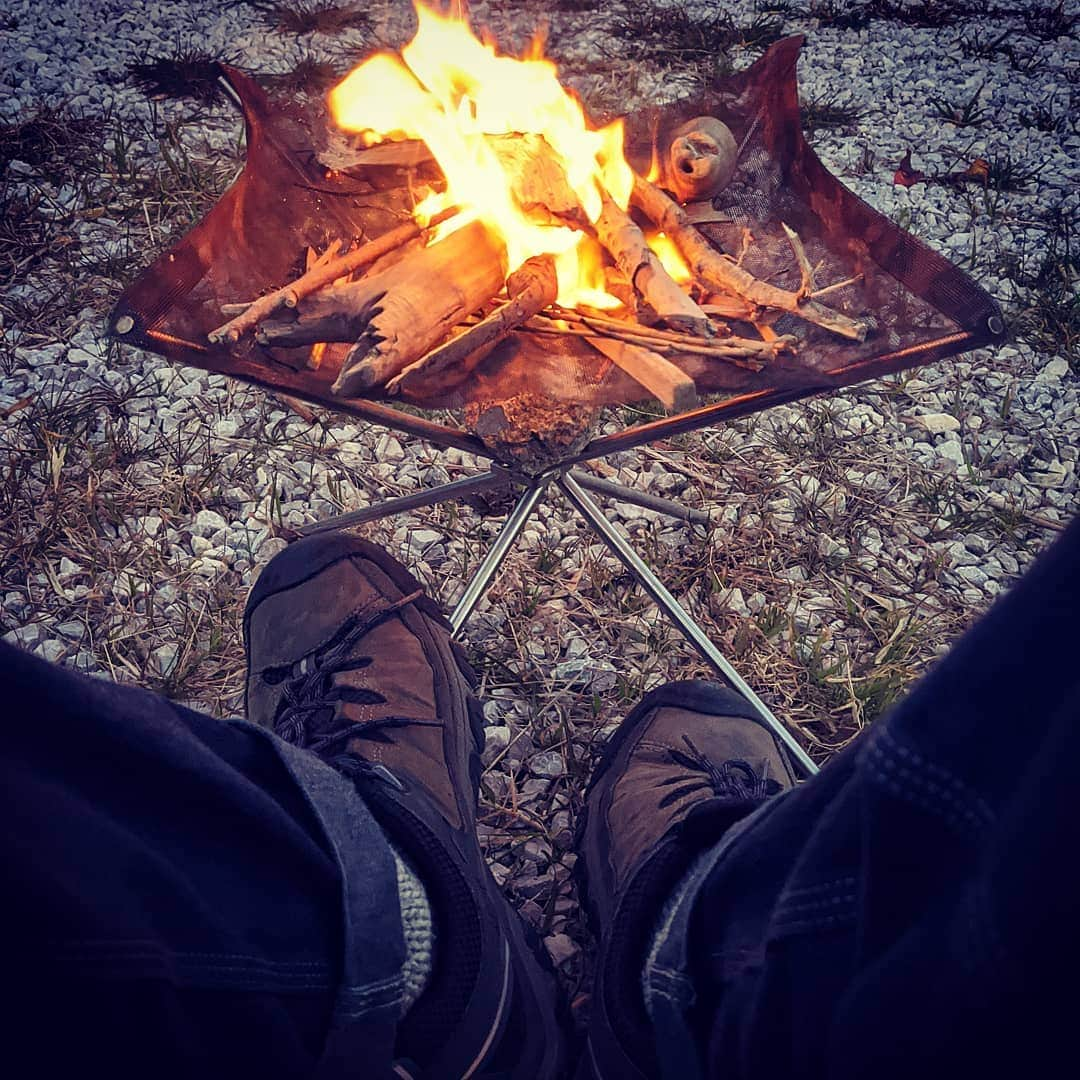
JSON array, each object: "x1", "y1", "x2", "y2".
[
  {"x1": 781, "y1": 222, "x2": 816, "y2": 299},
  {"x1": 539, "y1": 307, "x2": 789, "y2": 359},
  {"x1": 208, "y1": 206, "x2": 459, "y2": 345}
]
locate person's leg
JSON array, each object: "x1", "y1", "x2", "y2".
[
  {"x1": 3, "y1": 533, "x2": 563, "y2": 1078},
  {"x1": 242, "y1": 532, "x2": 563, "y2": 1079},
  {"x1": 579, "y1": 515, "x2": 1080, "y2": 1079}
]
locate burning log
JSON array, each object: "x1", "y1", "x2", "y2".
[
  {"x1": 594, "y1": 192, "x2": 714, "y2": 337},
  {"x1": 631, "y1": 176, "x2": 869, "y2": 342},
  {"x1": 388, "y1": 254, "x2": 558, "y2": 395},
  {"x1": 208, "y1": 205, "x2": 459, "y2": 345},
  {"x1": 256, "y1": 218, "x2": 508, "y2": 378},
  {"x1": 332, "y1": 219, "x2": 509, "y2": 396},
  {"x1": 586, "y1": 337, "x2": 698, "y2": 413},
  {"x1": 490, "y1": 134, "x2": 589, "y2": 229}
]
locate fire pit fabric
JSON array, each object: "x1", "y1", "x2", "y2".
[{"x1": 109, "y1": 37, "x2": 1005, "y2": 425}]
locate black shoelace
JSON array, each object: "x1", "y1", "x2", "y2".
[
  {"x1": 266, "y1": 589, "x2": 426, "y2": 759},
  {"x1": 658, "y1": 734, "x2": 782, "y2": 808}
]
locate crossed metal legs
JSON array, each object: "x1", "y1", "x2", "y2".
[{"x1": 299, "y1": 466, "x2": 818, "y2": 776}]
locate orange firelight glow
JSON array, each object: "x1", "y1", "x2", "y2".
[
  {"x1": 328, "y1": 2, "x2": 655, "y2": 309},
  {"x1": 646, "y1": 232, "x2": 692, "y2": 285}
]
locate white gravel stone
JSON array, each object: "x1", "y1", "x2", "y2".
[
  {"x1": 3, "y1": 623, "x2": 43, "y2": 648},
  {"x1": 912, "y1": 412, "x2": 961, "y2": 435},
  {"x1": 530, "y1": 750, "x2": 566, "y2": 778},
  {"x1": 36, "y1": 639, "x2": 67, "y2": 663},
  {"x1": 936, "y1": 441, "x2": 966, "y2": 469},
  {"x1": 152, "y1": 643, "x2": 180, "y2": 678},
  {"x1": 192, "y1": 509, "x2": 228, "y2": 537},
  {"x1": 544, "y1": 933, "x2": 579, "y2": 966}
]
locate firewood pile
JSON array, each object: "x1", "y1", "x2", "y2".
[{"x1": 207, "y1": 117, "x2": 868, "y2": 416}]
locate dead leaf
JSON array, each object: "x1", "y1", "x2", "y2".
[{"x1": 893, "y1": 149, "x2": 925, "y2": 187}]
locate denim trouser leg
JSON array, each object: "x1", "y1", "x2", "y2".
[
  {"x1": 0, "y1": 641, "x2": 405, "y2": 1078},
  {"x1": 643, "y1": 514, "x2": 1080, "y2": 1079}
]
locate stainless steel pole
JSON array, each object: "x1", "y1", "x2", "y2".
[
  {"x1": 449, "y1": 478, "x2": 550, "y2": 634},
  {"x1": 298, "y1": 470, "x2": 511, "y2": 535},
  {"x1": 558, "y1": 472, "x2": 818, "y2": 776},
  {"x1": 569, "y1": 470, "x2": 710, "y2": 526}
]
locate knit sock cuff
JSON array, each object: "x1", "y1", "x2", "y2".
[{"x1": 391, "y1": 841, "x2": 436, "y2": 1016}]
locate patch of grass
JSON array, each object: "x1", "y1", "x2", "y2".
[
  {"x1": 984, "y1": 151, "x2": 1041, "y2": 194},
  {"x1": 258, "y1": 54, "x2": 342, "y2": 96},
  {"x1": 1019, "y1": 96, "x2": 1077, "y2": 137},
  {"x1": 1010, "y1": 208, "x2": 1080, "y2": 372},
  {"x1": 802, "y1": 0, "x2": 874, "y2": 29},
  {"x1": 850, "y1": 141, "x2": 876, "y2": 176},
  {"x1": 800, "y1": 90, "x2": 863, "y2": 135},
  {"x1": 610, "y1": 2, "x2": 786, "y2": 74},
  {"x1": 127, "y1": 48, "x2": 229, "y2": 104},
  {"x1": 1021, "y1": 1, "x2": 1077, "y2": 40},
  {"x1": 929, "y1": 84, "x2": 990, "y2": 128},
  {"x1": 0, "y1": 103, "x2": 104, "y2": 172},
  {"x1": 957, "y1": 25, "x2": 1011, "y2": 60},
  {"x1": 254, "y1": 0, "x2": 371, "y2": 36},
  {"x1": 0, "y1": 189, "x2": 62, "y2": 284},
  {"x1": 805, "y1": 0, "x2": 978, "y2": 29}
]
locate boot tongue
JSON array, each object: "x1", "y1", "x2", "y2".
[{"x1": 251, "y1": 560, "x2": 389, "y2": 670}]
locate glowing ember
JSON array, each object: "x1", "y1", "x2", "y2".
[{"x1": 329, "y1": 1, "x2": 643, "y2": 309}]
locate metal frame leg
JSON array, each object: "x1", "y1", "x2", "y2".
[
  {"x1": 449, "y1": 477, "x2": 551, "y2": 634},
  {"x1": 558, "y1": 472, "x2": 818, "y2": 776},
  {"x1": 569, "y1": 469, "x2": 709, "y2": 526},
  {"x1": 297, "y1": 469, "x2": 512, "y2": 535}
]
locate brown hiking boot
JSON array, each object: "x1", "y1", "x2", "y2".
[
  {"x1": 576, "y1": 679, "x2": 797, "y2": 1079},
  {"x1": 244, "y1": 532, "x2": 562, "y2": 1079}
]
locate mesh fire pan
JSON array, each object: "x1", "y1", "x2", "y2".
[{"x1": 108, "y1": 35, "x2": 1005, "y2": 461}]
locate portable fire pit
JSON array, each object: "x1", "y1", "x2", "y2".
[{"x1": 108, "y1": 11, "x2": 1005, "y2": 774}]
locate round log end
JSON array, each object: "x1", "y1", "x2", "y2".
[{"x1": 667, "y1": 116, "x2": 738, "y2": 204}]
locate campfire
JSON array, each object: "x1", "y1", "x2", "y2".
[
  {"x1": 110, "y1": 7, "x2": 1003, "y2": 465},
  {"x1": 206, "y1": 2, "x2": 866, "y2": 417}
]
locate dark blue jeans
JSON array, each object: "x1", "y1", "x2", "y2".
[
  {"x1": 644, "y1": 514, "x2": 1080, "y2": 1078},
  {"x1": 1, "y1": 641, "x2": 405, "y2": 1077}
]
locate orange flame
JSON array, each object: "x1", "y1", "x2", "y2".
[
  {"x1": 646, "y1": 232, "x2": 692, "y2": 285},
  {"x1": 328, "y1": 1, "x2": 634, "y2": 308}
]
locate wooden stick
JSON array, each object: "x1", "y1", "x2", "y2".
[
  {"x1": 387, "y1": 255, "x2": 558, "y2": 395},
  {"x1": 258, "y1": 313, "x2": 373, "y2": 347},
  {"x1": 208, "y1": 206, "x2": 459, "y2": 344},
  {"x1": 702, "y1": 296, "x2": 756, "y2": 320},
  {"x1": 539, "y1": 307, "x2": 785, "y2": 359},
  {"x1": 525, "y1": 319, "x2": 767, "y2": 372},
  {"x1": 586, "y1": 337, "x2": 699, "y2": 412},
  {"x1": 810, "y1": 273, "x2": 863, "y2": 299},
  {"x1": 332, "y1": 220, "x2": 509, "y2": 396},
  {"x1": 631, "y1": 176, "x2": 869, "y2": 342},
  {"x1": 780, "y1": 222, "x2": 816, "y2": 299},
  {"x1": 593, "y1": 192, "x2": 714, "y2": 337}
]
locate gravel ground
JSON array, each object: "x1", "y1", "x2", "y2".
[{"x1": 2, "y1": 0, "x2": 1077, "y2": 994}]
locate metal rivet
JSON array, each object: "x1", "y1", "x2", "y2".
[
  {"x1": 114, "y1": 315, "x2": 135, "y2": 335},
  {"x1": 988, "y1": 315, "x2": 1004, "y2": 335}
]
